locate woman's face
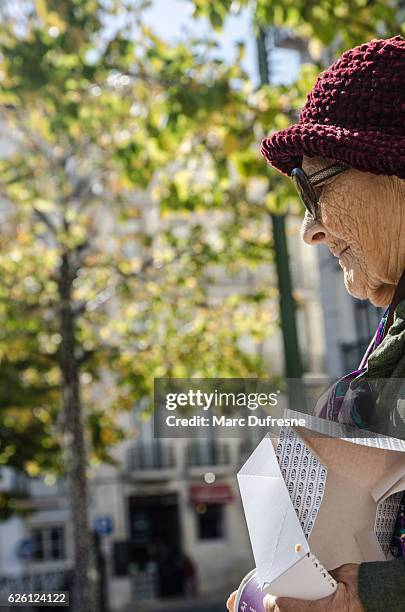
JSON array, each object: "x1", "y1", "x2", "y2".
[{"x1": 300, "y1": 155, "x2": 405, "y2": 307}]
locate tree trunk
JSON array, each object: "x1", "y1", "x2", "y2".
[{"x1": 58, "y1": 252, "x2": 97, "y2": 612}]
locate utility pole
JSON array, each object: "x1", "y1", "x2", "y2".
[{"x1": 256, "y1": 26, "x2": 304, "y2": 390}]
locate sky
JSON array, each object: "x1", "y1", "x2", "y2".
[{"x1": 142, "y1": 0, "x2": 300, "y2": 86}]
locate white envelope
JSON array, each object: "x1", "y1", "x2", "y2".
[
  {"x1": 237, "y1": 415, "x2": 405, "y2": 601},
  {"x1": 237, "y1": 433, "x2": 337, "y2": 600}
]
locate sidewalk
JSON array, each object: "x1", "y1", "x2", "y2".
[{"x1": 126, "y1": 593, "x2": 228, "y2": 611}]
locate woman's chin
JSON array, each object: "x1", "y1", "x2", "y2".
[
  {"x1": 367, "y1": 283, "x2": 396, "y2": 308},
  {"x1": 343, "y1": 266, "x2": 395, "y2": 307}
]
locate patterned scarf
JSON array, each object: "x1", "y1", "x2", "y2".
[{"x1": 318, "y1": 308, "x2": 388, "y2": 426}]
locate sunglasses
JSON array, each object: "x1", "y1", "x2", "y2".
[{"x1": 291, "y1": 163, "x2": 349, "y2": 220}]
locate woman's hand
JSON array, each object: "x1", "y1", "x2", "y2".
[
  {"x1": 226, "y1": 590, "x2": 237, "y2": 611},
  {"x1": 227, "y1": 565, "x2": 364, "y2": 612},
  {"x1": 263, "y1": 564, "x2": 364, "y2": 612}
]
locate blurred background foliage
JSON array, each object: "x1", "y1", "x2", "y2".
[{"x1": 190, "y1": 0, "x2": 404, "y2": 48}]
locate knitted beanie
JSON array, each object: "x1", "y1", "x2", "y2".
[{"x1": 260, "y1": 35, "x2": 405, "y2": 178}]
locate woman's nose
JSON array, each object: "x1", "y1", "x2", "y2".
[{"x1": 300, "y1": 212, "x2": 328, "y2": 245}]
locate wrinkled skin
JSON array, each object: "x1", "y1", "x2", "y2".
[
  {"x1": 301, "y1": 154, "x2": 405, "y2": 308},
  {"x1": 227, "y1": 155, "x2": 405, "y2": 611}
]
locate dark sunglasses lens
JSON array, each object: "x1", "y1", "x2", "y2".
[{"x1": 291, "y1": 168, "x2": 316, "y2": 217}]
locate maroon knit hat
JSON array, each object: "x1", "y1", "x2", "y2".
[{"x1": 260, "y1": 35, "x2": 405, "y2": 178}]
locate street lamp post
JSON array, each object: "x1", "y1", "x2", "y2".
[{"x1": 256, "y1": 26, "x2": 304, "y2": 392}]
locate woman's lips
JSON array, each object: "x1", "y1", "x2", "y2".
[
  {"x1": 331, "y1": 246, "x2": 350, "y2": 259},
  {"x1": 338, "y1": 246, "x2": 350, "y2": 259}
]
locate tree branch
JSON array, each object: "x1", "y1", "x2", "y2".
[{"x1": 33, "y1": 207, "x2": 59, "y2": 236}]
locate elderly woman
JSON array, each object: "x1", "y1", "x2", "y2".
[{"x1": 227, "y1": 35, "x2": 405, "y2": 612}]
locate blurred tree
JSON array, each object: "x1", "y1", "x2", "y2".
[
  {"x1": 185, "y1": 1, "x2": 405, "y2": 154},
  {"x1": 189, "y1": 0, "x2": 404, "y2": 51},
  {"x1": 0, "y1": 0, "x2": 283, "y2": 609},
  {"x1": 0, "y1": 233, "x2": 60, "y2": 520}
]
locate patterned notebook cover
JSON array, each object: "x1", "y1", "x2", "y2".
[{"x1": 275, "y1": 427, "x2": 327, "y2": 539}]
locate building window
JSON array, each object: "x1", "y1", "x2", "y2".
[
  {"x1": 195, "y1": 503, "x2": 224, "y2": 540},
  {"x1": 32, "y1": 526, "x2": 66, "y2": 561}
]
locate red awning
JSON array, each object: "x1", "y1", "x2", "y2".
[{"x1": 189, "y1": 484, "x2": 234, "y2": 504}]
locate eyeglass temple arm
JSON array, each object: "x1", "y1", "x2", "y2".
[{"x1": 308, "y1": 163, "x2": 349, "y2": 186}]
